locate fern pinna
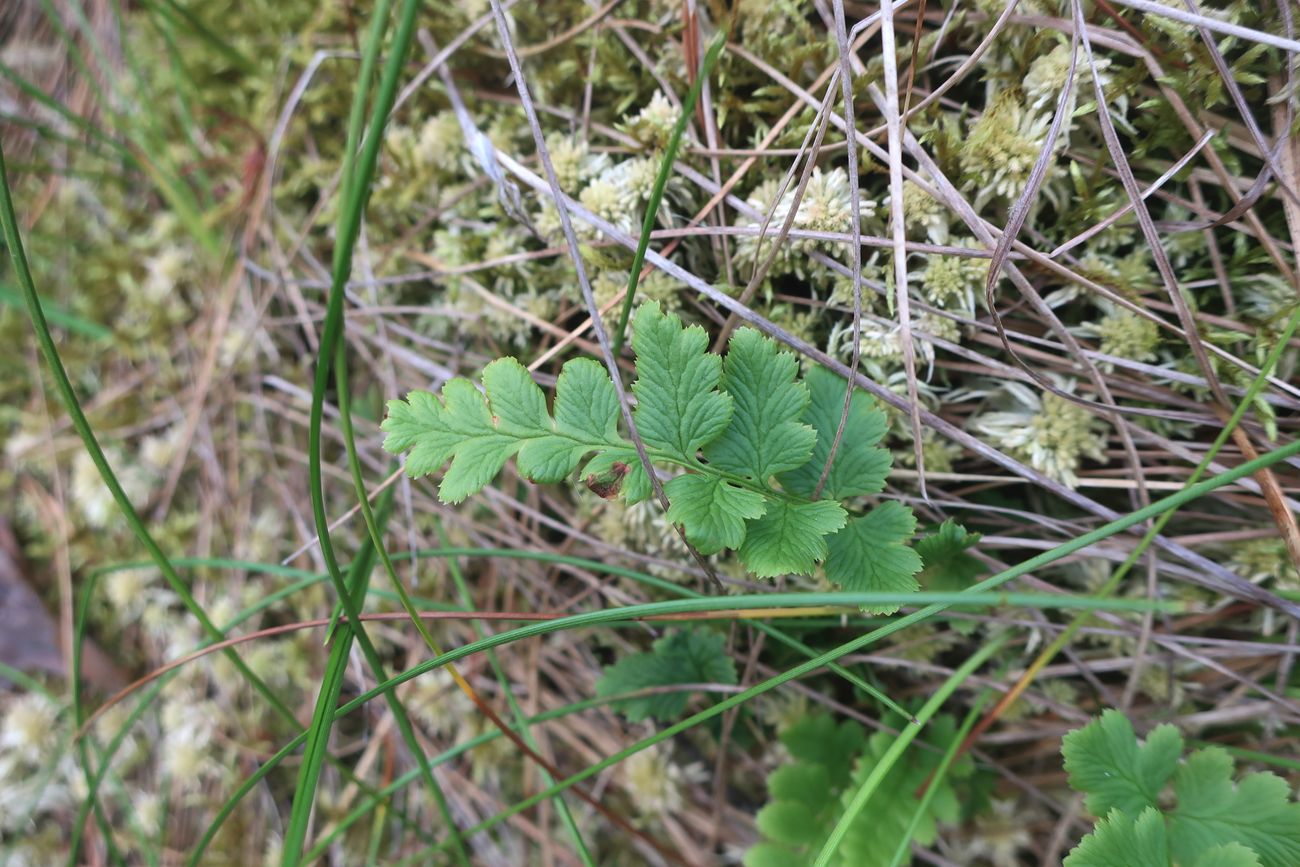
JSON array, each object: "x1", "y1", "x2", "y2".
[
  {"x1": 382, "y1": 301, "x2": 921, "y2": 597},
  {"x1": 1063, "y1": 711, "x2": 1300, "y2": 867}
]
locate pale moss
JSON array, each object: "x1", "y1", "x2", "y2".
[
  {"x1": 1037, "y1": 678, "x2": 1081, "y2": 711},
  {"x1": 620, "y1": 90, "x2": 679, "y2": 149},
  {"x1": 959, "y1": 90, "x2": 1055, "y2": 207},
  {"x1": 0, "y1": 692, "x2": 61, "y2": 766},
  {"x1": 917, "y1": 311, "x2": 963, "y2": 346},
  {"x1": 886, "y1": 621, "x2": 958, "y2": 666},
  {"x1": 1096, "y1": 308, "x2": 1160, "y2": 362},
  {"x1": 1135, "y1": 665, "x2": 1185, "y2": 707},
  {"x1": 104, "y1": 567, "x2": 156, "y2": 619},
  {"x1": 894, "y1": 177, "x2": 950, "y2": 244},
  {"x1": 639, "y1": 269, "x2": 687, "y2": 311},
  {"x1": 160, "y1": 696, "x2": 223, "y2": 790},
  {"x1": 828, "y1": 318, "x2": 903, "y2": 363},
  {"x1": 622, "y1": 743, "x2": 706, "y2": 824},
  {"x1": 736, "y1": 167, "x2": 878, "y2": 290},
  {"x1": 971, "y1": 381, "x2": 1108, "y2": 487},
  {"x1": 1141, "y1": 0, "x2": 1197, "y2": 45},
  {"x1": 579, "y1": 175, "x2": 635, "y2": 234},
  {"x1": 974, "y1": 0, "x2": 1053, "y2": 14},
  {"x1": 759, "y1": 692, "x2": 810, "y2": 737},
  {"x1": 1023, "y1": 41, "x2": 1110, "y2": 110},
  {"x1": 954, "y1": 798, "x2": 1036, "y2": 867},
  {"x1": 895, "y1": 431, "x2": 964, "y2": 474},
  {"x1": 917, "y1": 248, "x2": 989, "y2": 315},
  {"x1": 71, "y1": 448, "x2": 154, "y2": 529},
  {"x1": 592, "y1": 269, "x2": 630, "y2": 309},
  {"x1": 546, "y1": 131, "x2": 609, "y2": 191},
  {"x1": 1229, "y1": 537, "x2": 1299, "y2": 588},
  {"x1": 414, "y1": 111, "x2": 466, "y2": 174},
  {"x1": 794, "y1": 167, "x2": 863, "y2": 234}
]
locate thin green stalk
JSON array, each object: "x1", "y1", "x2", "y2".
[
  {"x1": 291, "y1": 0, "x2": 468, "y2": 862},
  {"x1": 0, "y1": 65, "x2": 132, "y2": 160},
  {"x1": 0, "y1": 282, "x2": 111, "y2": 338},
  {"x1": 71, "y1": 572, "x2": 124, "y2": 866},
  {"x1": 307, "y1": 0, "x2": 395, "y2": 651},
  {"x1": 139, "y1": 0, "x2": 256, "y2": 74},
  {"x1": 281, "y1": 521, "x2": 383, "y2": 866},
  {"x1": 87, "y1": 549, "x2": 932, "y2": 723},
  {"x1": 0, "y1": 662, "x2": 53, "y2": 697},
  {"x1": 0, "y1": 112, "x2": 121, "y2": 161},
  {"x1": 1198, "y1": 743, "x2": 1300, "y2": 774},
  {"x1": 0, "y1": 115, "x2": 324, "y2": 867},
  {"x1": 387, "y1": 437, "x2": 1300, "y2": 858},
  {"x1": 280, "y1": 480, "x2": 464, "y2": 866},
  {"x1": 815, "y1": 638, "x2": 1007, "y2": 866},
  {"x1": 322, "y1": 342, "x2": 467, "y2": 862},
  {"x1": 364, "y1": 801, "x2": 388, "y2": 867},
  {"x1": 979, "y1": 302, "x2": 1300, "y2": 729},
  {"x1": 885, "y1": 693, "x2": 991, "y2": 867},
  {"x1": 609, "y1": 28, "x2": 728, "y2": 354},
  {"x1": 330, "y1": 342, "x2": 454, "y2": 657},
  {"x1": 440, "y1": 529, "x2": 595, "y2": 866},
  {"x1": 141, "y1": 7, "x2": 215, "y2": 204}
]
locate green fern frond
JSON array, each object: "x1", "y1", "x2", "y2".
[{"x1": 383, "y1": 301, "x2": 920, "y2": 586}]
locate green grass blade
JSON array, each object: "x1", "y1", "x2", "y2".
[
  {"x1": 139, "y1": 0, "x2": 257, "y2": 75},
  {"x1": 815, "y1": 638, "x2": 1007, "y2": 866},
  {"x1": 288, "y1": 0, "x2": 471, "y2": 861},
  {"x1": 439, "y1": 528, "x2": 596, "y2": 866},
  {"x1": 609, "y1": 27, "x2": 728, "y2": 354},
  {"x1": 987, "y1": 300, "x2": 1300, "y2": 725},
  {"x1": 0, "y1": 281, "x2": 111, "y2": 339},
  {"x1": 325, "y1": 343, "x2": 469, "y2": 860},
  {"x1": 885, "y1": 693, "x2": 991, "y2": 867},
  {"x1": 0, "y1": 65, "x2": 130, "y2": 160},
  {"x1": 0, "y1": 115, "x2": 326, "y2": 867}
]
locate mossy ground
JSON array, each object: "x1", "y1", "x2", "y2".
[{"x1": 1, "y1": 1, "x2": 1297, "y2": 864}]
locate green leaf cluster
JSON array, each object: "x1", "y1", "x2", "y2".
[
  {"x1": 915, "y1": 519, "x2": 985, "y2": 634},
  {"x1": 383, "y1": 301, "x2": 922, "y2": 590},
  {"x1": 746, "y1": 713, "x2": 972, "y2": 867},
  {"x1": 595, "y1": 627, "x2": 738, "y2": 722},
  {"x1": 1063, "y1": 710, "x2": 1300, "y2": 867}
]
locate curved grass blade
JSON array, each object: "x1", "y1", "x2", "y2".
[
  {"x1": 289, "y1": 0, "x2": 469, "y2": 861},
  {"x1": 813, "y1": 637, "x2": 1007, "y2": 866},
  {"x1": 0, "y1": 105, "x2": 330, "y2": 867}
]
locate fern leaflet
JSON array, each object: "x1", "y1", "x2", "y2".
[
  {"x1": 746, "y1": 713, "x2": 973, "y2": 867},
  {"x1": 595, "y1": 628, "x2": 737, "y2": 722},
  {"x1": 1062, "y1": 710, "x2": 1300, "y2": 867},
  {"x1": 383, "y1": 301, "x2": 921, "y2": 585}
]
